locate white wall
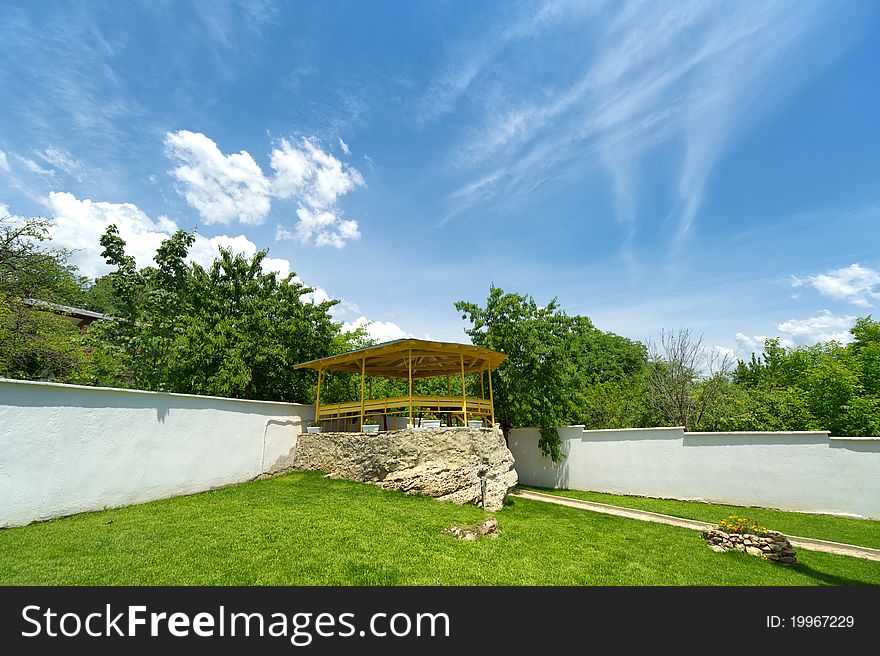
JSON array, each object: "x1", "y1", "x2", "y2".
[
  {"x1": 509, "y1": 426, "x2": 880, "y2": 519},
  {"x1": 0, "y1": 379, "x2": 314, "y2": 527}
]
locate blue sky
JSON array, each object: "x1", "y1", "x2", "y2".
[{"x1": 1, "y1": 0, "x2": 879, "y2": 357}]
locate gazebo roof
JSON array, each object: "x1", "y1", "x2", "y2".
[{"x1": 294, "y1": 338, "x2": 507, "y2": 379}]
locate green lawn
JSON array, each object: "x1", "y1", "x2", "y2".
[
  {"x1": 1, "y1": 472, "x2": 878, "y2": 585},
  {"x1": 520, "y1": 486, "x2": 880, "y2": 550}
]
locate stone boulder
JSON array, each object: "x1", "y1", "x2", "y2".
[{"x1": 292, "y1": 427, "x2": 518, "y2": 511}]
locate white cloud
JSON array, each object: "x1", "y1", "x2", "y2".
[
  {"x1": 47, "y1": 191, "x2": 178, "y2": 278},
  {"x1": 37, "y1": 147, "x2": 85, "y2": 182},
  {"x1": 331, "y1": 299, "x2": 360, "y2": 318},
  {"x1": 435, "y1": 0, "x2": 856, "y2": 254},
  {"x1": 45, "y1": 191, "x2": 295, "y2": 282},
  {"x1": 776, "y1": 310, "x2": 856, "y2": 345},
  {"x1": 733, "y1": 309, "x2": 857, "y2": 359},
  {"x1": 16, "y1": 154, "x2": 54, "y2": 176},
  {"x1": 341, "y1": 316, "x2": 412, "y2": 343},
  {"x1": 710, "y1": 344, "x2": 736, "y2": 363},
  {"x1": 735, "y1": 332, "x2": 796, "y2": 355},
  {"x1": 164, "y1": 130, "x2": 365, "y2": 248},
  {"x1": 164, "y1": 130, "x2": 273, "y2": 225},
  {"x1": 293, "y1": 276, "x2": 332, "y2": 305},
  {"x1": 794, "y1": 263, "x2": 880, "y2": 308},
  {"x1": 0, "y1": 150, "x2": 10, "y2": 172},
  {"x1": 270, "y1": 137, "x2": 364, "y2": 248},
  {"x1": 338, "y1": 138, "x2": 350, "y2": 155},
  {"x1": 188, "y1": 233, "x2": 291, "y2": 278}
]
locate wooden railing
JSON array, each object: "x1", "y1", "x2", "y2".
[{"x1": 316, "y1": 394, "x2": 492, "y2": 428}]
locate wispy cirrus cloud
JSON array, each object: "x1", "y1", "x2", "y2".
[{"x1": 432, "y1": 0, "x2": 863, "y2": 259}]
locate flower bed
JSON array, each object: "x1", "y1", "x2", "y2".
[{"x1": 701, "y1": 515, "x2": 797, "y2": 564}]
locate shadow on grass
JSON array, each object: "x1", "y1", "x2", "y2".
[{"x1": 787, "y1": 562, "x2": 878, "y2": 586}]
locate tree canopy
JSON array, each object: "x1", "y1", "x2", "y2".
[
  {"x1": 456, "y1": 285, "x2": 649, "y2": 460},
  {"x1": 95, "y1": 225, "x2": 343, "y2": 402},
  {"x1": 723, "y1": 320, "x2": 880, "y2": 437},
  {"x1": 0, "y1": 215, "x2": 94, "y2": 382}
]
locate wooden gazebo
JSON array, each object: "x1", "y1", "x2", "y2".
[{"x1": 294, "y1": 339, "x2": 506, "y2": 431}]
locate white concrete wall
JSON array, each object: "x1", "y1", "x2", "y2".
[
  {"x1": 509, "y1": 426, "x2": 880, "y2": 519},
  {"x1": 0, "y1": 379, "x2": 314, "y2": 527}
]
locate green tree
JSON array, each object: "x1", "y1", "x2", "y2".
[
  {"x1": 730, "y1": 319, "x2": 880, "y2": 436},
  {"x1": 0, "y1": 215, "x2": 95, "y2": 382},
  {"x1": 96, "y1": 224, "x2": 342, "y2": 402},
  {"x1": 455, "y1": 285, "x2": 649, "y2": 460}
]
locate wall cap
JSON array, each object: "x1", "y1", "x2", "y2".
[
  {"x1": 685, "y1": 430, "x2": 831, "y2": 437},
  {"x1": 581, "y1": 426, "x2": 685, "y2": 434},
  {"x1": 0, "y1": 377, "x2": 311, "y2": 409}
]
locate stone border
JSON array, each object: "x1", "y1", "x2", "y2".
[{"x1": 701, "y1": 527, "x2": 797, "y2": 564}]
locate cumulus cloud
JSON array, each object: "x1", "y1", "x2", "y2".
[
  {"x1": 734, "y1": 332, "x2": 795, "y2": 355},
  {"x1": 734, "y1": 309, "x2": 856, "y2": 356},
  {"x1": 710, "y1": 344, "x2": 736, "y2": 363},
  {"x1": 44, "y1": 191, "x2": 297, "y2": 282},
  {"x1": 341, "y1": 316, "x2": 412, "y2": 343},
  {"x1": 294, "y1": 206, "x2": 360, "y2": 249},
  {"x1": 270, "y1": 137, "x2": 364, "y2": 248},
  {"x1": 186, "y1": 233, "x2": 291, "y2": 278},
  {"x1": 164, "y1": 130, "x2": 365, "y2": 248},
  {"x1": 776, "y1": 310, "x2": 856, "y2": 345},
  {"x1": 47, "y1": 191, "x2": 179, "y2": 278},
  {"x1": 792, "y1": 263, "x2": 880, "y2": 308},
  {"x1": 164, "y1": 130, "x2": 273, "y2": 225}
]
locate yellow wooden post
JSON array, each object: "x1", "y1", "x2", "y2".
[
  {"x1": 360, "y1": 357, "x2": 366, "y2": 431},
  {"x1": 408, "y1": 349, "x2": 413, "y2": 427},
  {"x1": 488, "y1": 365, "x2": 495, "y2": 428},
  {"x1": 460, "y1": 353, "x2": 467, "y2": 426},
  {"x1": 480, "y1": 364, "x2": 486, "y2": 399},
  {"x1": 446, "y1": 375, "x2": 451, "y2": 396},
  {"x1": 315, "y1": 368, "x2": 323, "y2": 426}
]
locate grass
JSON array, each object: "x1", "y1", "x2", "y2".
[
  {"x1": 0, "y1": 472, "x2": 878, "y2": 585},
  {"x1": 519, "y1": 486, "x2": 880, "y2": 550}
]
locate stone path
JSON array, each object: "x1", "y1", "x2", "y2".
[{"x1": 509, "y1": 488, "x2": 880, "y2": 562}]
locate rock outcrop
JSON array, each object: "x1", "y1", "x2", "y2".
[{"x1": 292, "y1": 427, "x2": 518, "y2": 511}]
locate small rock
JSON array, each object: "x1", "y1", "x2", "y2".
[
  {"x1": 477, "y1": 516, "x2": 499, "y2": 536},
  {"x1": 745, "y1": 546, "x2": 763, "y2": 557},
  {"x1": 442, "y1": 516, "x2": 500, "y2": 541},
  {"x1": 709, "y1": 545, "x2": 726, "y2": 553}
]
